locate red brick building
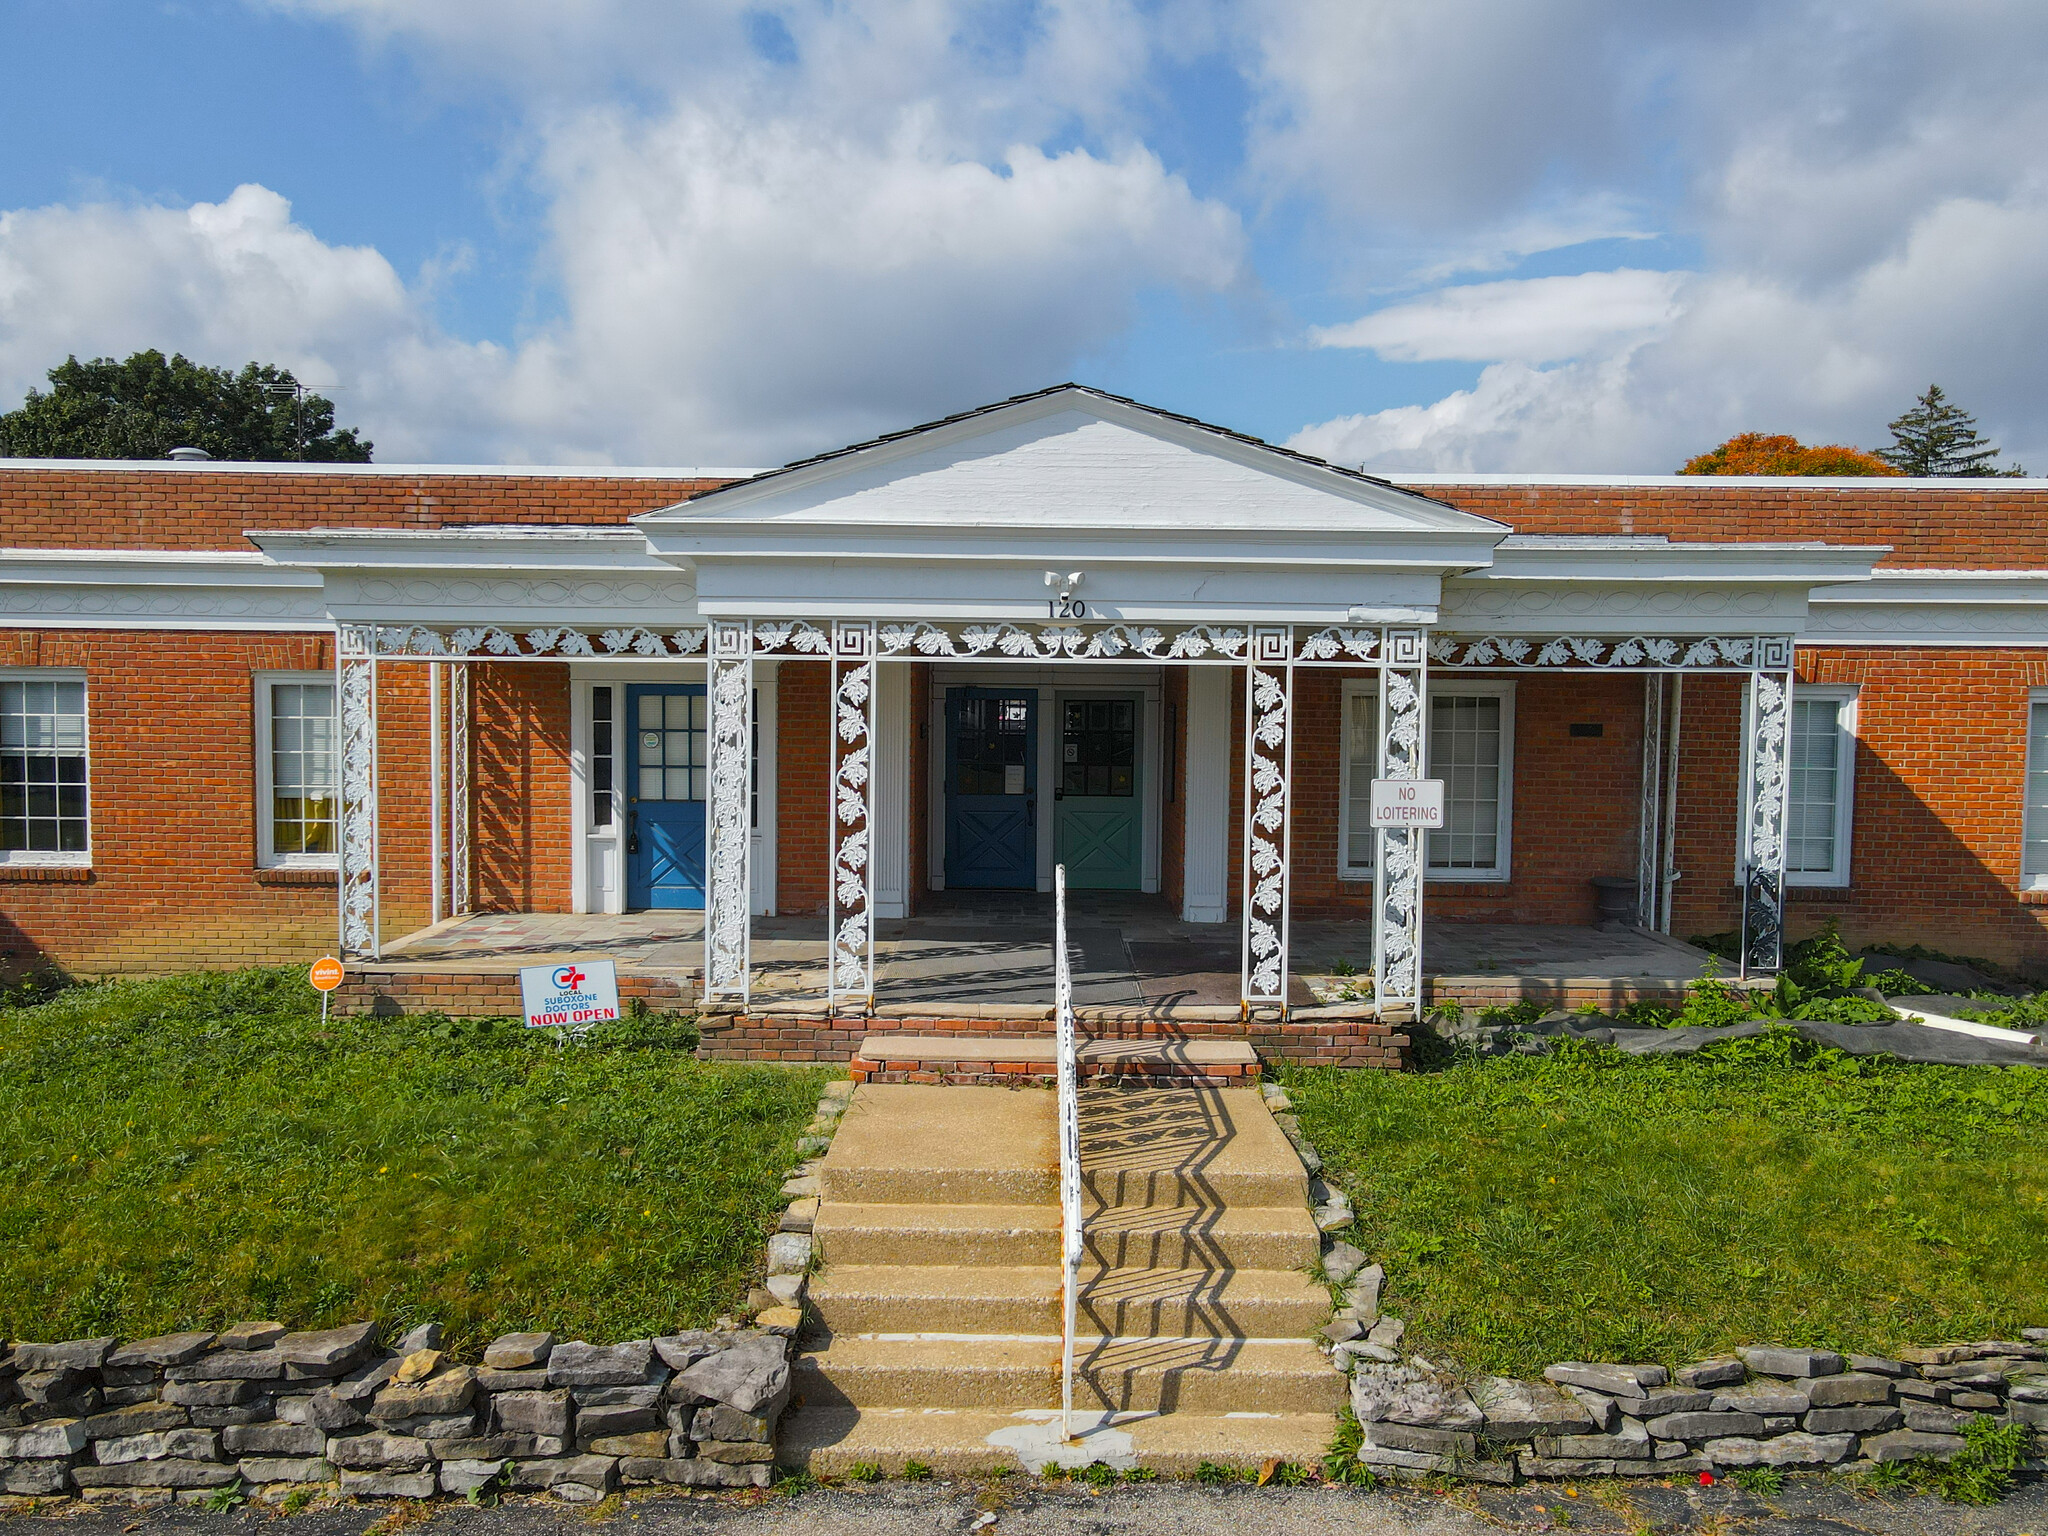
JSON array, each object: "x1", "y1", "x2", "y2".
[{"x1": 5, "y1": 385, "x2": 2048, "y2": 1028}]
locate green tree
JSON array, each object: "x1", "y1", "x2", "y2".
[
  {"x1": 0, "y1": 351, "x2": 371, "y2": 462},
  {"x1": 1878, "y1": 384, "x2": 2025, "y2": 477}
]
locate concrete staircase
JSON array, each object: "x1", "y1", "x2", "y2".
[{"x1": 778, "y1": 1079, "x2": 1343, "y2": 1474}]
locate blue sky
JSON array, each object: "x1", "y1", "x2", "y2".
[{"x1": 2, "y1": 0, "x2": 2044, "y2": 471}]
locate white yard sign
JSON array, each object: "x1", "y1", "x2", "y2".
[
  {"x1": 519, "y1": 959, "x2": 621, "y2": 1032},
  {"x1": 1370, "y1": 778, "x2": 1446, "y2": 829}
]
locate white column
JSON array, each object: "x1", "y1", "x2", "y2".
[
  {"x1": 1239, "y1": 628, "x2": 1294, "y2": 1008},
  {"x1": 704, "y1": 621, "x2": 755, "y2": 1003},
  {"x1": 871, "y1": 660, "x2": 910, "y2": 920},
  {"x1": 1739, "y1": 638, "x2": 1796, "y2": 977},
  {"x1": 1372, "y1": 628, "x2": 1428, "y2": 1013},
  {"x1": 448, "y1": 663, "x2": 471, "y2": 916},
  {"x1": 828, "y1": 622, "x2": 877, "y2": 1010},
  {"x1": 429, "y1": 663, "x2": 444, "y2": 925},
  {"x1": 336, "y1": 625, "x2": 380, "y2": 959},
  {"x1": 1180, "y1": 665, "x2": 1230, "y2": 923},
  {"x1": 1635, "y1": 673, "x2": 1665, "y2": 928}
]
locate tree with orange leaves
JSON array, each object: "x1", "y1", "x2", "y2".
[{"x1": 1678, "y1": 433, "x2": 1900, "y2": 476}]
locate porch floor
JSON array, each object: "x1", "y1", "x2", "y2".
[{"x1": 379, "y1": 892, "x2": 1718, "y2": 1015}]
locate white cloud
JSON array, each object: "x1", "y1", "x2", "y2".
[
  {"x1": 1290, "y1": 192, "x2": 2048, "y2": 474},
  {"x1": 1310, "y1": 269, "x2": 1686, "y2": 364},
  {"x1": 0, "y1": 185, "x2": 505, "y2": 462}
]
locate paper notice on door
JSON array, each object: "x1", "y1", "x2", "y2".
[{"x1": 1005, "y1": 764, "x2": 1026, "y2": 795}]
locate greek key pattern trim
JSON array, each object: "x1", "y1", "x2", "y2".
[
  {"x1": 1740, "y1": 668, "x2": 1793, "y2": 976},
  {"x1": 1239, "y1": 633, "x2": 1292, "y2": 1005},
  {"x1": 703, "y1": 624, "x2": 754, "y2": 1002},
  {"x1": 1373, "y1": 630, "x2": 1427, "y2": 1007},
  {"x1": 337, "y1": 627, "x2": 379, "y2": 958},
  {"x1": 829, "y1": 623, "x2": 877, "y2": 1007}
]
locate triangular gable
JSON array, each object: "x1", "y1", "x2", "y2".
[{"x1": 636, "y1": 385, "x2": 1505, "y2": 542}]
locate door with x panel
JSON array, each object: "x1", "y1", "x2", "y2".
[
  {"x1": 1055, "y1": 695, "x2": 1141, "y2": 889},
  {"x1": 626, "y1": 683, "x2": 707, "y2": 910},
  {"x1": 944, "y1": 688, "x2": 1037, "y2": 889}
]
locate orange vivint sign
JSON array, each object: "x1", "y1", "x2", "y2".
[{"x1": 309, "y1": 956, "x2": 346, "y2": 992}]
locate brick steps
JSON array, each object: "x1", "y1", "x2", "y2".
[{"x1": 849, "y1": 1033, "x2": 1260, "y2": 1087}]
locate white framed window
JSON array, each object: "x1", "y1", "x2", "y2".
[
  {"x1": 1740, "y1": 682, "x2": 1857, "y2": 888},
  {"x1": 2023, "y1": 692, "x2": 2048, "y2": 891},
  {"x1": 1784, "y1": 687, "x2": 1857, "y2": 887},
  {"x1": 0, "y1": 671, "x2": 90, "y2": 865},
  {"x1": 255, "y1": 673, "x2": 339, "y2": 868},
  {"x1": 1339, "y1": 679, "x2": 1515, "y2": 883}
]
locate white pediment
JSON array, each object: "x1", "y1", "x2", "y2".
[{"x1": 637, "y1": 388, "x2": 1502, "y2": 545}]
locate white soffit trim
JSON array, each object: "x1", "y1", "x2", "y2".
[
  {"x1": 0, "y1": 546, "x2": 328, "y2": 630},
  {"x1": 1805, "y1": 567, "x2": 2048, "y2": 645},
  {"x1": 0, "y1": 459, "x2": 764, "y2": 478},
  {"x1": 1478, "y1": 536, "x2": 1887, "y2": 585},
  {"x1": 248, "y1": 526, "x2": 674, "y2": 575}
]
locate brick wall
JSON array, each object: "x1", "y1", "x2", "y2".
[
  {"x1": 777, "y1": 664, "x2": 828, "y2": 916},
  {"x1": 0, "y1": 630, "x2": 339, "y2": 974},
  {"x1": 0, "y1": 468, "x2": 734, "y2": 551},
  {"x1": 470, "y1": 663, "x2": 573, "y2": 919},
  {"x1": 1414, "y1": 481, "x2": 2048, "y2": 568}
]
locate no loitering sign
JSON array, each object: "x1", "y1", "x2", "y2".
[
  {"x1": 519, "y1": 959, "x2": 621, "y2": 1033},
  {"x1": 1370, "y1": 777, "x2": 1446, "y2": 829}
]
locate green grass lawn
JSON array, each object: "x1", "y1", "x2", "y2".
[
  {"x1": 1281, "y1": 1032, "x2": 2048, "y2": 1377},
  {"x1": 0, "y1": 969, "x2": 827, "y2": 1351}
]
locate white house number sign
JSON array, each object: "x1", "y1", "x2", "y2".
[{"x1": 1370, "y1": 778, "x2": 1446, "y2": 828}]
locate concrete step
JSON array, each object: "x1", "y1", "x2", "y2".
[
  {"x1": 778, "y1": 1403, "x2": 1336, "y2": 1476},
  {"x1": 850, "y1": 1035, "x2": 1262, "y2": 1087},
  {"x1": 812, "y1": 1200, "x2": 1320, "y2": 1271},
  {"x1": 819, "y1": 1084, "x2": 1058, "y2": 1206},
  {"x1": 806, "y1": 1264, "x2": 1331, "y2": 1339},
  {"x1": 1086, "y1": 1201, "x2": 1321, "y2": 1272},
  {"x1": 794, "y1": 1335, "x2": 1345, "y2": 1416},
  {"x1": 1078, "y1": 1085, "x2": 1309, "y2": 1209}
]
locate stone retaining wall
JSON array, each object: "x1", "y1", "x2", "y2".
[{"x1": 0, "y1": 1322, "x2": 798, "y2": 1506}]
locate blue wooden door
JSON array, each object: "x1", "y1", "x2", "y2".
[
  {"x1": 1055, "y1": 696, "x2": 1142, "y2": 889},
  {"x1": 626, "y1": 684, "x2": 707, "y2": 910},
  {"x1": 945, "y1": 688, "x2": 1037, "y2": 889}
]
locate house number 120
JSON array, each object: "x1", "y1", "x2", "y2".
[{"x1": 1049, "y1": 594, "x2": 1087, "y2": 618}]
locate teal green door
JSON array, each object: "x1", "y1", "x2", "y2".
[{"x1": 1055, "y1": 696, "x2": 1142, "y2": 889}]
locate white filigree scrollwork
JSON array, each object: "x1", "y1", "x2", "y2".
[
  {"x1": 337, "y1": 628, "x2": 379, "y2": 958},
  {"x1": 670, "y1": 627, "x2": 708, "y2": 654},
  {"x1": 1239, "y1": 630, "x2": 1293, "y2": 1005},
  {"x1": 828, "y1": 623, "x2": 877, "y2": 1007},
  {"x1": 752, "y1": 620, "x2": 833, "y2": 655},
  {"x1": 877, "y1": 622, "x2": 961, "y2": 656},
  {"x1": 1297, "y1": 627, "x2": 1381, "y2": 662},
  {"x1": 703, "y1": 626, "x2": 753, "y2": 1003},
  {"x1": 448, "y1": 662, "x2": 471, "y2": 916},
  {"x1": 1740, "y1": 666, "x2": 1792, "y2": 976},
  {"x1": 597, "y1": 627, "x2": 670, "y2": 656},
  {"x1": 1372, "y1": 629, "x2": 1428, "y2": 1009},
  {"x1": 1433, "y1": 633, "x2": 1780, "y2": 670}
]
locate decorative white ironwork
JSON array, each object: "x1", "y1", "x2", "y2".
[
  {"x1": 1431, "y1": 633, "x2": 1784, "y2": 670},
  {"x1": 371, "y1": 624, "x2": 710, "y2": 659},
  {"x1": 1053, "y1": 863, "x2": 1082, "y2": 1442},
  {"x1": 1636, "y1": 675, "x2": 1665, "y2": 927},
  {"x1": 1296, "y1": 626, "x2": 1380, "y2": 662},
  {"x1": 1239, "y1": 631, "x2": 1293, "y2": 1005},
  {"x1": 448, "y1": 661, "x2": 471, "y2": 916},
  {"x1": 1372, "y1": 628, "x2": 1428, "y2": 1009},
  {"x1": 336, "y1": 625, "x2": 379, "y2": 958},
  {"x1": 874, "y1": 620, "x2": 1252, "y2": 661},
  {"x1": 828, "y1": 623, "x2": 877, "y2": 1008},
  {"x1": 1739, "y1": 663, "x2": 1794, "y2": 977},
  {"x1": 703, "y1": 622, "x2": 754, "y2": 1002}
]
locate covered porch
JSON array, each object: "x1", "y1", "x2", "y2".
[{"x1": 359, "y1": 894, "x2": 1721, "y2": 1020}]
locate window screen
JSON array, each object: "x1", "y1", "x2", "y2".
[
  {"x1": 591, "y1": 686, "x2": 614, "y2": 827},
  {"x1": 2025, "y1": 700, "x2": 2048, "y2": 884},
  {"x1": 269, "y1": 682, "x2": 337, "y2": 856},
  {"x1": 1343, "y1": 688, "x2": 1508, "y2": 876},
  {"x1": 1785, "y1": 696, "x2": 1845, "y2": 875},
  {"x1": 1, "y1": 679, "x2": 88, "y2": 854},
  {"x1": 637, "y1": 691, "x2": 708, "y2": 802}
]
